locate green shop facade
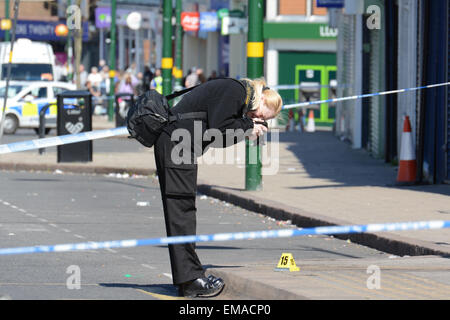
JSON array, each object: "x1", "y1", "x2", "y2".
[{"x1": 264, "y1": 22, "x2": 338, "y2": 127}]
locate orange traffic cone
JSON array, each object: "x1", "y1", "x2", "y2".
[
  {"x1": 397, "y1": 116, "x2": 417, "y2": 184},
  {"x1": 306, "y1": 110, "x2": 315, "y2": 133}
]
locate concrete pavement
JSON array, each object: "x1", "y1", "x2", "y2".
[{"x1": 0, "y1": 115, "x2": 449, "y2": 299}]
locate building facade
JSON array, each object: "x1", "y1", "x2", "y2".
[
  {"x1": 265, "y1": 0, "x2": 337, "y2": 127},
  {"x1": 96, "y1": 0, "x2": 161, "y2": 74},
  {"x1": 419, "y1": 0, "x2": 448, "y2": 184},
  {"x1": 335, "y1": 0, "x2": 449, "y2": 184},
  {"x1": 0, "y1": 0, "x2": 91, "y2": 72},
  {"x1": 179, "y1": 0, "x2": 337, "y2": 129}
]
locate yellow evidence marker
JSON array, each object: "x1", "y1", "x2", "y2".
[{"x1": 275, "y1": 253, "x2": 300, "y2": 272}]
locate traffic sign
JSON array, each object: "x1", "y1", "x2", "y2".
[{"x1": 316, "y1": 0, "x2": 344, "y2": 8}]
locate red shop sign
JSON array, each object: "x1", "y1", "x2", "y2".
[{"x1": 181, "y1": 12, "x2": 200, "y2": 31}]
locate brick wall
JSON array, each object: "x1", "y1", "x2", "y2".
[
  {"x1": 0, "y1": 1, "x2": 91, "y2": 21},
  {"x1": 0, "y1": 1, "x2": 58, "y2": 21}
]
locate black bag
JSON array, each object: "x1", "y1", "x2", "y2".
[{"x1": 126, "y1": 86, "x2": 206, "y2": 148}]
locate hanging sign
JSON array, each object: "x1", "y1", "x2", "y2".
[
  {"x1": 181, "y1": 12, "x2": 200, "y2": 32},
  {"x1": 316, "y1": 0, "x2": 344, "y2": 8},
  {"x1": 221, "y1": 16, "x2": 247, "y2": 35},
  {"x1": 199, "y1": 12, "x2": 218, "y2": 32}
]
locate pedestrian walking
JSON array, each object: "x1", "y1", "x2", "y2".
[
  {"x1": 150, "y1": 68, "x2": 163, "y2": 94},
  {"x1": 297, "y1": 108, "x2": 305, "y2": 132},
  {"x1": 85, "y1": 80, "x2": 101, "y2": 98},
  {"x1": 184, "y1": 67, "x2": 198, "y2": 88},
  {"x1": 135, "y1": 72, "x2": 146, "y2": 96},
  {"x1": 99, "y1": 65, "x2": 110, "y2": 96},
  {"x1": 153, "y1": 77, "x2": 283, "y2": 297},
  {"x1": 126, "y1": 62, "x2": 138, "y2": 77},
  {"x1": 75, "y1": 64, "x2": 88, "y2": 89},
  {"x1": 85, "y1": 80, "x2": 102, "y2": 114},
  {"x1": 117, "y1": 74, "x2": 136, "y2": 96},
  {"x1": 196, "y1": 68, "x2": 206, "y2": 84},
  {"x1": 87, "y1": 67, "x2": 103, "y2": 90},
  {"x1": 207, "y1": 70, "x2": 217, "y2": 81},
  {"x1": 143, "y1": 66, "x2": 154, "y2": 91}
]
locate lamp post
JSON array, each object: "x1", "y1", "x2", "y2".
[
  {"x1": 174, "y1": 0, "x2": 183, "y2": 89},
  {"x1": 108, "y1": 0, "x2": 117, "y2": 122},
  {"x1": 245, "y1": 0, "x2": 264, "y2": 191},
  {"x1": 66, "y1": 0, "x2": 73, "y2": 82},
  {"x1": 162, "y1": 0, "x2": 173, "y2": 96},
  {"x1": 4, "y1": 0, "x2": 10, "y2": 42}
]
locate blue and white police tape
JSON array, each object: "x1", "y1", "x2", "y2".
[
  {"x1": 0, "y1": 126, "x2": 129, "y2": 155},
  {"x1": 282, "y1": 81, "x2": 450, "y2": 110},
  {"x1": 1, "y1": 81, "x2": 449, "y2": 155},
  {"x1": 272, "y1": 84, "x2": 340, "y2": 90},
  {"x1": 0, "y1": 220, "x2": 448, "y2": 256}
]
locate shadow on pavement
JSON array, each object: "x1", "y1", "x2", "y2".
[
  {"x1": 99, "y1": 282, "x2": 180, "y2": 298},
  {"x1": 276, "y1": 129, "x2": 450, "y2": 196}
]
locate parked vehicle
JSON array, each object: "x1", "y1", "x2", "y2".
[
  {"x1": 0, "y1": 81, "x2": 75, "y2": 134},
  {"x1": 0, "y1": 39, "x2": 56, "y2": 81}
]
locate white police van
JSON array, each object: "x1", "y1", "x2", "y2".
[
  {"x1": 0, "y1": 39, "x2": 56, "y2": 81},
  {"x1": 0, "y1": 81, "x2": 75, "y2": 134}
]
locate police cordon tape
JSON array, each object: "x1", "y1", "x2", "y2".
[
  {"x1": 0, "y1": 220, "x2": 449, "y2": 256},
  {"x1": 0, "y1": 127, "x2": 129, "y2": 155},
  {"x1": 282, "y1": 81, "x2": 450, "y2": 110},
  {"x1": 0, "y1": 81, "x2": 449, "y2": 155}
]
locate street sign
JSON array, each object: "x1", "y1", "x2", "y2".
[
  {"x1": 221, "y1": 16, "x2": 247, "y2": 35},
  {"x1": 316, "y1": 0, "x2": 344, "y2": 8},
  {"x1": 126, "y1": 12, "x2": 142, "y2": 30},
  {"x1": 95, "y1": 7, "x2": 153, "y2": 29},
  {"x1": 200, "y1": 12, "x2": 219, "y2": 32},
  {"x1": 0, "y1": 20, "x2": 88, "y2": 41},
  {"x1": 181, "y1": 12, "x2": 200, "y2": 32}
]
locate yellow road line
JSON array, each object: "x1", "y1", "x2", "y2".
[
  {"x1": 385, "y1": 272, "x2": 450, "y2": 297},
  {"x1": 337, "y1": 271, "x2": 437, "y2": 300},
  {"x1": 307, "y1": 273, "x2": 383, "y2": 299},
  {"x1": 317, "y1": 272, "x2": 400, "y2": 300},
  {"x1": 136, "y1": 288, "x2": 186, "y2": 300}
]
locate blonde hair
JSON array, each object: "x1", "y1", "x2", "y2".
[{"x1": 242, "y1": 77, "x2": 283, "y2": 117}]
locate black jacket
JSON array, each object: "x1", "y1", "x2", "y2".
[{"x1": 163, "y1": 78, "x2": 254, "y2": 155}]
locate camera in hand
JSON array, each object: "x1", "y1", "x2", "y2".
[{"x1": 254, "y1": 120, "x2": 268, "y2": 128}]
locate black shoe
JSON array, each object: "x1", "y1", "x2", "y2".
[
  {"x1": 179, "y1": 276, "x2": 225, "y2": 298},
  {"x1": 207, "y1": 274, "x2": 224, "y2": 286}
]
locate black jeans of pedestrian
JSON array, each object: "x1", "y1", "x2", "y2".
[{"x1": 154, "y1": 131, "x2": 205, "y2": 285}]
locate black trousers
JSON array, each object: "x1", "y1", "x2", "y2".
[{"x1": 154, "y1": 131, "x2": 205, "y2": 285}]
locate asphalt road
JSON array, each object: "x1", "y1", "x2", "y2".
[{"x1": 0, "y1": 170, "x2": 390, "y2": 300}]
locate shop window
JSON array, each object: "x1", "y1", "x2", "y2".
[
  {"x1": 312, "y1": 1, "x2": 328, "y2": 16},
  {"x1": 43, "y1": 1, "x2": 58, "y2": 17},
  {"x1": 279, "y1": 0, "x2": 307, "y2": 15},
  {"x1": 278, "y1": 0, "x2": 328, "y2": 17}
]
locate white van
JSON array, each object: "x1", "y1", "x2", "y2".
[{"x1": 0, "y1": 39, "x2": 56, "y2": 81}]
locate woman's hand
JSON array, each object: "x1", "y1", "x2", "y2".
[{"x1": 249, "y1": 119, "x2": 268, "y2": 140}]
